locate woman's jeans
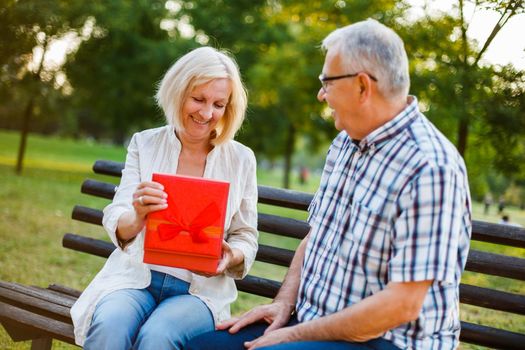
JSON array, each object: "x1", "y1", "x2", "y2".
[{"x1": 83, "y1": 270, "x2": 214, "y2": 350}]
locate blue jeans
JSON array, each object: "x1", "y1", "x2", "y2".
[
  {"x1": 84, "y1": 270, "x2": 214, "y2": 350},
  {"x1": 186, "y1": 316, "x2": 401, "y2": 350}
]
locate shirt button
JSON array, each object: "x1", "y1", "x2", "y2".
[{"x1": 304, "y1": 302, "x2": 311, "y2": 308}]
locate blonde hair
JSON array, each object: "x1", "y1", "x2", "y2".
[{"x1": 155, "y1": 46, "x2": 248, "y2": 145}]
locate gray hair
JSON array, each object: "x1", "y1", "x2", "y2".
[
  {"x1": 322, "y1": 19, "x2": 410, "y2": 100},
  {"x1": 156, "y1": 46, "x2": 247, "y2": 145}
]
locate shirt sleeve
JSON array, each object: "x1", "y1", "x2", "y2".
[
  {"x1": 224, "y1": 149, "x2": 259, "y2": 279},
  {"x1": 389, "y1": 164, "x2": 468, "y2": 284},
  {"x1": 102, "y1": 133, "x2": 140, "y2": 250}
]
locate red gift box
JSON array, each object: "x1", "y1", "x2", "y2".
[{"x1": 144, "y1": 173, "x2": 230, "y2": 273}]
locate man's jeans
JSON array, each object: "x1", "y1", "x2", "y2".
[
  {"x1": 186, "y1": 316, "x2": 401, "y2": 350},
  {"x1": 83, "y1": 270, "x2": 214, "y2": 350}
]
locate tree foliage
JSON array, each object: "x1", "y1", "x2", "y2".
[
  {"x1": 63, "y1": 0, "x2": 195, "y2": 143},
  {"x1": 403, "y1": 0, "x2": 525, "y2": 196},
  {"x1": 1, "y1": 0, "x2": 523, "y2": 195}
]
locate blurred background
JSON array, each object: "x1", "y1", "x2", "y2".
[{"x1": 1, "y1": 1, "x2": 524, "y2": 349}]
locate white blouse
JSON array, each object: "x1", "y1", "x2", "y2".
[{"x1": 71, "y1": 125, "x2": 258, "y2": 346}]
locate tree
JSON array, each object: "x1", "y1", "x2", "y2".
[
  {"x1": 0, "y1": 0, "x2": 89, "y2": 174},
  {"x1": 403, "y1": 0, "x2": 525, "y2": 197},
  {"x1": 63, "y1": 0, "x2": 194, "y2": 144},
  {"x1": 456, "y1": 0, "x2": 524, "y2": 156}
]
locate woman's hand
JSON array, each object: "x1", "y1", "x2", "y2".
[
  {"x1": 132, "y1": 181, "x2": 168, "y2": 220},
  {"x1": 192, "y1": 241, "x2": 244, "y2": 278},
  {"x1": 116, "y1": 181, "x2": 167, "y2": 243}
]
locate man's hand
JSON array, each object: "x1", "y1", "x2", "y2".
[
  {"x1": 216, "y1": 300, "x2": 294, "y2": 334},
  {"x1": 244, "y1": 326, "x2": 299, "y2": 350}
]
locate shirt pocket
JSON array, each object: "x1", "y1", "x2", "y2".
[{"x1": 344, "y1": 201, "x2": 391, "y2": 281}]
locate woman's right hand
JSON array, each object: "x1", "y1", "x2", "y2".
[
  {"x1": 116, "y1": 181, "x2": 168, "y2": 243},
  {"x1": 132, "y1": 181, "x2": 168, "y2": 220}
]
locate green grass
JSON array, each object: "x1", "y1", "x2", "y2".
[{"x1": 0, "y1": 129, "x2": 524, "y2": 349}]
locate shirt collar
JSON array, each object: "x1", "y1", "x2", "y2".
[{"x1": 353, "y1": 95, "x2": 419, "y2": 152}]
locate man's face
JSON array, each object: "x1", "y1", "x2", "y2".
[{"x1": 317, "y1": 51, "x2": 362, "y2": 137}]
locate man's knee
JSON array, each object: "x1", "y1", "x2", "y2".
[
  {"x1": 187, "y1": 322, "x2": 271, "y2": 350},
  {"x1": 186, "y1": 329, "x2": 247, "y2": 350}
]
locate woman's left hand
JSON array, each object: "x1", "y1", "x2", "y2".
[{"x1": 191, "y1": 241, "x2": 243, "y2": 278}]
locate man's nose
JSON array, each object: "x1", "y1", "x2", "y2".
[{"x1": 317, "y1": 87, "x2": 326, "y2": 102}]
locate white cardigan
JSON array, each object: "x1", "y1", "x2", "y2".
[{"x1": 71, "y1": 125, "x2": 259, "y2": 346}]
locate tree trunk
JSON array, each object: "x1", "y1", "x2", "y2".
[
  {"x1": 15, "y1": 35, "x2": 48, "y2": 175},
  {"x1": 283, "y1": 123, "x2": 295, "y2": 189},
  {"x1": 457, "y1": 0, "x2": 469, "y2": 159},
  {"x1": 15, "y1": 97, "x2": 35, "y2": 175},
  {"x1": 457, "y1": 117, "x2": 468, "y2": 157}
]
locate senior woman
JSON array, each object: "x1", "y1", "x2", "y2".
[{"x1": 71, "y1": 47, "x2": 258, "y2": 350}]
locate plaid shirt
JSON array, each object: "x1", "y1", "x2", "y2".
[{"x1": 296, "y1": 97, "x2": 472, "y2": 350}]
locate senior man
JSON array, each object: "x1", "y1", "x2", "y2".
[{"x1": 187, "y1": 18, "x2": 472, "y2": 350}]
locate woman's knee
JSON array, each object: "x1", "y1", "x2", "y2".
[
  {"x1": 134, "y1": 295, "x2": 214, "y2": 349},
  {"x1": 84, "y1": 289, "x2": 154, "y2": 350}
]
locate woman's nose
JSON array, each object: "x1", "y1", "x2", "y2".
[{"x1": 199, "y1": 105, "x2": 213, "y2": 119}]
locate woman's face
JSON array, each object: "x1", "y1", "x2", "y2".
[{"x1": 180, "y1": 78, "x2": 232, "y2": 143}]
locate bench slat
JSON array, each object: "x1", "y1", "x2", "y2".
[
  {"x1": 257, "y1": 245, "x2": 294, "y2": 267},
  {"x1": 235, "y1": 275, "x2": 280, "y2": 299},
  {"x1": 82, "y1": 179, "x2": 116, "y2": 199},
  {"x1": 63, "y1": 232, "x2": 113, "y2": 258},
  {"x1": 72, "y1": 205, "x2": 102, "y2": 225},
  {"x1": 459, "y1": 284, "x2": 525, "y2": 315},
  {"x1": 93, "y1": 160, "x2": 123, "y2": 177},
  {"x1": 258, "y1": 185, "x2": 312, "y2": 210},
  {"x1": 47, "y1": 284, "x2": 82, "y2": 299},
  {"x1": 471, "y1": 220, "x2": 525, "y2": 248},
  {"x1": 0, "y1": 285, "x2": 71, "y2": 320},
  {"x1": 465, "y1": 250, "x2": 525, "y2": 281},
  {"x1": 460, "y1": 321, "x2": 525, "y2": 350},
  {"x1": 0, "y1": 281, "x2": 75, "y2": 308},
  {"x1": 0, "y1": 301, "x2": 75, "y2": 345},
  {"x1": 258, "y1": 213, "x2": 309, "y2": 239}
]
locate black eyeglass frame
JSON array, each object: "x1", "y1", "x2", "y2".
[{"x1": 319, "y1": 72, "x2": 378, "y2": 91}]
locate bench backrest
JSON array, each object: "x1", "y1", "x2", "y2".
[{"x1": 64, "y1": 160, "x2": 525, "y2": 350}]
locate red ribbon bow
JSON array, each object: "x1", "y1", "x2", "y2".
[{"x1": 157, "y1": 202, "x2": 221, "y2": 243}]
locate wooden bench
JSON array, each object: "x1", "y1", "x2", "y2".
[{"x1": 1, "y1": 159, "x2": 524, "y2": 349}]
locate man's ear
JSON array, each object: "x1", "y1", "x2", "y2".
[{"x1": 358, "y1": 73, "x2": 372, "y2": 102}]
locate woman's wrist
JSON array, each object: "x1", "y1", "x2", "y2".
[
  {"x1": 229, "y1": 247, "x2": 244, "y2": 269},
  {"x1": 116, "y1": 211, "x2": 145, "y2": 241}
]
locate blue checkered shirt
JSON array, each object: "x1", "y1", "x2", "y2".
[{"x1": 296, "y1": 97, "x2": 472, "y2": 350}]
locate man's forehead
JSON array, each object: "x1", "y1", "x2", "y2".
[{"x1": 323, "y1": 51, "x2": 343, "y2": 73}]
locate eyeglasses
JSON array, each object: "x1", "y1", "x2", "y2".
[{"x1": 319, "y1": 72, "x2": 378, "y2": 92}]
